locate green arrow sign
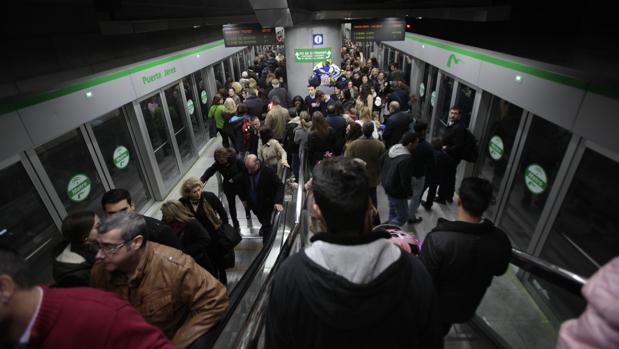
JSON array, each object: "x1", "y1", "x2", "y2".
[
  {"x1": 447, "y1": 53, "x2": 462, "y2": 68},
  {"x1": 294, "y1": 48, "x2": 332, "y2": 63}
]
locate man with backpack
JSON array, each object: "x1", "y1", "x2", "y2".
[{"x1": 439, "y1": 106, "x2": 478, "y2": 204}]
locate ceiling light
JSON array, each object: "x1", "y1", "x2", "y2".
[
  {"x1": 418, "y1": 17, "x2": 423, "y2": 20},
  {"x1": 515, "y1": 75, "x2": 523, "y2": 83},
  {"x1": 196, "y1": 54, "x2": 200, "y2": 58},
  {"x1": 85, "y1": 91, "x2": 93, "y2": 98}
]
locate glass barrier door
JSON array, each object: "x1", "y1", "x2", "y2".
[
  {"x1": 431, "y1": 72, "x2": 455, "y2": 138},
  {"x1": 474, "y1": 95, "x2": 525, "y2": 220},
  {"x1": 421, "y1": 65, "x2": 438, "y2": 122},
  {"x1": 0, "y1": 157, "x2": 61, "y2": 284},
  {"x1": 454, "y1": 81, "x2": 477, "y2": 128},
  {"x1": 182, "y1": 76, "x2": 207, "y2": 149},
  {"x1": 88, "y1": 108, "x2": 153, "y2": 211},
  {"x1": 497, "y1": 115, "x2": 572, "y2": 250},
  {"x1": 163, "y1": 83, "x2": 198, "y2": 171},
  {"x1": 138, "y1": 92, "x2": 181, "y2": 192}
]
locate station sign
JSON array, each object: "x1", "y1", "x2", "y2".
[
  {"x1": 223, "y1": 24, "x2": 277, "y2": 47},
  {"x1": 351, "y1": 18, "x2": 405, "y2": 42},
  {"x1": 294, "y1": 48, "x2": 332, "y2": 63}
]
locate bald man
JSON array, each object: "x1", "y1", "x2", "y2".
[{"x1": 240, "y1": 155, "x2": 284, "y2": 237}]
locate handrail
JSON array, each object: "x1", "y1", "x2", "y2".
[
  {"x1": 201, "y1": 165, "x2": 290, "y2": 347},
  {"x1": 510, "y1": 248, "x2": 587, "y2": 297},
  {"x1": 233, "y1": 150, "x2": 308, "y2": 349}
]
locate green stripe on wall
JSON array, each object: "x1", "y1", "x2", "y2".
[
  {"x1": 0, "y1": 39, "x2": 226, "y2": 115},
  {"x1": 404, "y1": 33, "x2": 619, "y2": 100}
]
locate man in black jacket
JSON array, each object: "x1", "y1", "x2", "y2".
[
  {"x1": 380, "y1": 132, "x2": 419, "y2": 226},
  {"x1": 266, "y1": 157, "x2": 441, "y2": 349},
  {"x1": 101, "y1": 189, "x2": 179, "y2": 249},
  {"x1": 439, "y1": 106, "x2": 466, "y2": 203},
  {"x1": 239, "y1": 155, "x2": 284, "y2": 237},
  {"x1": 408, "y1": 121, "x2": 434, "y2": 224},
  {"x1": 382, "y1": 101, "x2": 413, "y2": 150},
  {"x1": 244, "y1": 88, "x2": 265, "y2": 119},
  {"x1": 420, "y1": 177, "x2": 512, "y2": 336}
]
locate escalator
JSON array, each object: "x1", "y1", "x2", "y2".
[{"x1": 203, "y1": 149, "x2": 588, "y2": 349}]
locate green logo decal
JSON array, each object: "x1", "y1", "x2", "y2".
[
  {"x1": 67, "y1": 174, "x2": 91, "y2": 202},
  {"x1": 447, "y1": 54, "x2": 462, "y2": 68},
  {"x1": 524, "y1": 164, "x2": 548, "y2": 194},
  {"x1": 200, "y1": 90, "x2": 208, "y2": 104},
  {"x1": 113, "y1": 146, "x2": 130, "y2": 169},
  {"x1": 419, "y1": 82, "x2": 426, "y2": 97},
  {"x1": 430, "y1": 90, "x2": 437, "y2": 107},
  {"x1": 294, "y1": 48, "x2": 332, "y2": 63},
  {"x1": 488, "y1": 135, "x2": 504, "y2": 161},
  {"x1": 187, "y1": 99, "x2": 195, "y2": 115}
]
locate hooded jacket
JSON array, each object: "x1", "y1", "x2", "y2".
[
  {"x1": 380, "y1": 144, "x2": 413, "y2": 199},
  {"x1": 266, "y1": 231, "x2": 442, "y2": 349},
  {"x1": 420, "y1": 218, "x2": 512, "y2": 324}
]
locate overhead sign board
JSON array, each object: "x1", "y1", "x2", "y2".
[
  {"x1": 222, "y1": 24, "x2": 277, "y2": 47},
  {"x1": 351, "y1": 18, "x2": 405, "y2": 42}
]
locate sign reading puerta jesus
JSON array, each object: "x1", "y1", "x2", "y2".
[{"x1": 222, "y1": 24, "x2": 278, "y2": 47}]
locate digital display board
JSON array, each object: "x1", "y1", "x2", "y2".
[
  {"x1": 351, "y1": 18, "x2": 405, "y2": 42},
  {"x1": 222, "y1": 24, "x2": 278, "y2": 47}
]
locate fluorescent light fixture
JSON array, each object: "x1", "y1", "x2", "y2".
[
  {"x1": 421, "y1": 45, "x2": 425, "y2": 48},
  {"x1": 515, "y1": 75, "x2": 523, "y2": 83},
  {"x1": 418, "y1": 17, "x2": 423, "y2": 19},
  {"x1": 85, "y1": 91, "x2": 93, "y2": 98},
  {"x1": 193, "y1": 25, "x2": 200, "y2": 29},
  {"x1": 196, "y1": 54, "x2": 200, "y2": 58}
]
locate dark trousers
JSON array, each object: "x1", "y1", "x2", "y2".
[
  {"x1": 218, "y1": 128, "x2": 232, "y2": 148},
  {"x1": 439, "y1": 155, "x2": 459, "y2": 201},
  {"x1": 423, "y1": 180, "x2": 439, "y2": 208},
  {"x1": 291, "y1": 153, "x2": 300, "y2": 180},
  {"x1": 369, "y1": 187, "x2": 380, "y2": 227},
  {"x1": 250, "y1": 205, "x2": 273, "y2": 237},
  {"x1": 225, "y1": 188, "x2": 250, "y2": 229}
]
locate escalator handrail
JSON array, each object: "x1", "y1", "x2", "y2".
[
  {"x1": 510, "y1": 248, "x2": 587, "y2": 297},
  {"x1": 202, "y1": 166, "x2": 290, "y2": 347}
]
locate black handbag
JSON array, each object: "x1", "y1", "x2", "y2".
[{"x1": 218, "y1": 223, "x2": 242, "y2": 251}]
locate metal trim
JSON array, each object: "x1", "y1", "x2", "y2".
[
  {"x1": 79, "y1": 125, "x2": 111, "y2": 191},
  {"x1": 428, "y1": 70, "x2": 443, "y2": 138},
  {"x1": 17, "y1": 154, "x2": 64, "y2": 230},
  {"x1": 178, "y1": 79, "x2": 199, "y2": 155},
  {"x1": 159, "y1": 88, "x2": 185, "y2": 174},
  {"x1": 189, "y1": 73, "x2": 207, "y2": 144},
  {"x1": 122, "y1": 105, "x2": 156, "y2": 199},
  {"x1": 494, "y1": 110, "x2": 532, "y2": 225},
  {"x1": 83, "y1": 123, "x2": 114, "y2": 190},
  {"x1": 24, "y1": 149, "x2": 68, "y2": 219},
  {"x1": 130, "y1": 100, "x2": 166, "y2": 200}
]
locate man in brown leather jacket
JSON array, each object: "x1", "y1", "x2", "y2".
[{"x1": 90, "y1": 212, "x2": 229, "y2": 349}]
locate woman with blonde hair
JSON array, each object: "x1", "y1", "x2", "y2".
[
  {"x1": 221, "y1": 97, "x2": 237, "y2": 148},
  {"x1": 355, "y1": 106, "x2": 379, "y2": 139},
  {"x1": 178, "y1": 177, "x2": 230, "y2": 284},
  {"x1": 161, "y1": 200, "x2": 215, "y2": 276}
]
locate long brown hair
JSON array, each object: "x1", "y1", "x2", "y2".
[
  {"x1": 311, "y1": 111, "x2": 329, "y2": 137},
  {"x1": 161, "y1": 201, "x2": 194, "y2": 224}
]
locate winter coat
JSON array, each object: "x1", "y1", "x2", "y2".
[
  {"x1": 266, "y1": 231, "x2": 442, "y2": 349},
  {"x1": 52, "y1": 240, "x2": 95, "y2": 287},
  {"x1": 420, "y1": 218, "x2": 512, "y2": 324},
  {"x1": 379, "y1": 144, "x2": 413, "y2": 199},
  {"x1": 91, "y1": 242, "x2": 229, "y2": 349},
  {"x1": 345, "y1": 137, "x2": 385, "y2": 188}
]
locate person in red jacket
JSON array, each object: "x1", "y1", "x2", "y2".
[{"x1": 0, "y1": 246, "x2": 172, "y2": 349}]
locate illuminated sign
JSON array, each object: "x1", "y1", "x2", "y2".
[
  {"x1": 351, "y1": 18, "x2": 405, "y2": 42},
  {"x1": 222, "y1": 24, "x2": 277, "y2": 47}
]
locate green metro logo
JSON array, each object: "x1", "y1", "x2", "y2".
[{"x1": 447, "y1": 54, "x2": 462, "y2": 67}]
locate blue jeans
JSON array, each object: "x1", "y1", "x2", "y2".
[{"x1": 387, "y1": 195, "x2": 409, "y2": 226}]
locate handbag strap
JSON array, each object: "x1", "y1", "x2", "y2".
[{"x1": 201, "y1": 197, "x2": 222, "y2": 231}]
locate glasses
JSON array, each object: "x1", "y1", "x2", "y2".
[{"x1": 95, "y1": 240, "x2": 131, "y2": 255}]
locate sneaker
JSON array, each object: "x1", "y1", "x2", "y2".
[{"x1": 407, "y1": 217, "x2": 423, "y2": 224}]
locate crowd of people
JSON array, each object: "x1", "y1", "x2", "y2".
[{"x1": 1, "y1": 44, "x2": 616, "y2": 349}]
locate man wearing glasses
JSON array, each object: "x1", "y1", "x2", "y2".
[
  {"x1": 101, "y1": 189, "x2": 179, "y2": 249},
  {"x1": 90, "y1": 212, "x2": 229, "y2": 349}
]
